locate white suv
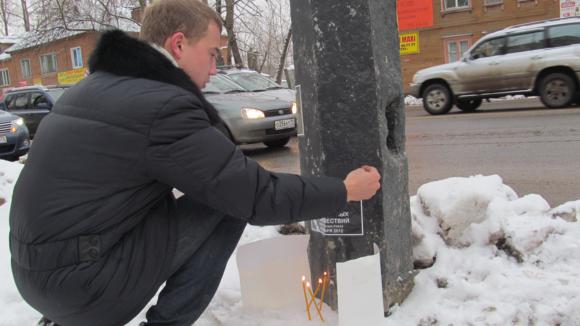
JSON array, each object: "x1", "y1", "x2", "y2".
[{"x1": 409, "y1": 17, "x2": 580, "y2": 115}]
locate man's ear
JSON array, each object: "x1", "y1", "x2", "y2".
[{"x1": 164, "y1": 32, "x2": 186, "y2": 60}]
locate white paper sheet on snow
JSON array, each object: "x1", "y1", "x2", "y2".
[
  {"x1": 337, "y1": 245, "x2": 384, "y2": 326},
  {"x1": 236, "y1": 234, "x2": 310, "y2": 310}
]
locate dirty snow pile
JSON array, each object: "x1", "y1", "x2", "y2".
[
  {"x1": 396, "y1": 175, "x2": 580, "y2": 325},
  {"x1": 0, "y1": 159, "x2": 579, "y2": 325}
]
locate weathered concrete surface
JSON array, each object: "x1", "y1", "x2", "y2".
[{"x1": 289, "y1": 0, "x2": 415, "y2": 312}]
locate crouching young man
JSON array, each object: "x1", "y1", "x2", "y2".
[{"x1": 9, "y1": 1, "x2": 381, "y2": 325}]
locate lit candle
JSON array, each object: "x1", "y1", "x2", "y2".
[
  {"x1": 318, "y1": 272, "x2": 328, "y2": 310},
  {"x1": 307, "y1": 282, "x2": 325, "y2": 321},
  {"x1": 313, "y1": 278, "x2": 323, "y2": 298},
  {"x1": 306, "y1": 281, "x2": 312, "y2": 309},
  {"x1": 302, "y1": 276, "x2": 312, "y2": 320}
]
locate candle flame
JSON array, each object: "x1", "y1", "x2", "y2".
[
  {"x1": 324, "y1": 272, "x2": 327, "y2": 276},
  {"x1": 318, "y1": 278, "x2": 322, "y2": 284},
  {"x1": 306, "y1": 282, "x2": 311, "y2": 287},
  {"x1": 302, "y1": 275, "x2": 306, "y2": 281}
]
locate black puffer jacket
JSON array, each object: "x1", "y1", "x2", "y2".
[{"x1": 9, "y1": 30, "x2": 346, "y2": 326}]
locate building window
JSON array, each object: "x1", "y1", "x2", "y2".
[
  {"x1": 0, "y1": 69, "x2": 10, "y2": 86},
  {"x1": 40, "y1": 53, "x2": 58, "y2": 74},
  {"x1": 484, "y1": 0, "x2": 503, "y2": 6},
  {"x1": 445, "y1": 38, "x2": 470, "y2": 62},
  {"x1": 21, "y1": 59, "x2": 32, "y2": 78},
  {"x1": 71, "y1": 47, "x2": 83, "y2": 69},
  {"x1": 444, "y1": 0, "x2": 470, "y2": 10}
]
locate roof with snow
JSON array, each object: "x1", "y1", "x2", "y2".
[
  {"x1": 6, "y1": 29, "x2": 86, "y2": 53},
  {"x1": 6, "y1": 19, "x2": 140, "y2": 53},
  {"x1": 0, "y1": 36, "x2": 20, "y2": 44}
]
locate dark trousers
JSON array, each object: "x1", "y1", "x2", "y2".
[{"x1": 144, "y1": 195, "x2": 247, "y2": 326}]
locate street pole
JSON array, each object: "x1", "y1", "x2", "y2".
[{"x1": 289, "y1": 0, "x2": 415, "y2": 312}]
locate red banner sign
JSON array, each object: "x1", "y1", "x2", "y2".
[{"x1": 397, "y1": 0, "x2": 434, "y2": 31}]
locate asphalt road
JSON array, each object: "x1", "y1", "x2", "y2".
[{"x1": 243, "y1": 97, "x2": 580, "y2": 207}]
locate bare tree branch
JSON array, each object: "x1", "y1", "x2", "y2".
[
  {"x1": 20, "y1": 0, "x2": 29, "y2": 31},
  {"x1": 0, "y1": 0, "x2": 9, "y2": 35},
  {"x1": 30, "y1": 0, "x2": 141, "y2": 36},
  {"x1": 224, "y1": 0, "x2": 243, "y2": 67}
]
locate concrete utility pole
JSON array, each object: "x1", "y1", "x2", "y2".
[{"x1": 289, "y1": 0, "x2": 415, "y2": 312}]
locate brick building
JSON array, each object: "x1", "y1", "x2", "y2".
[
  {"x1": 398, "y1": 0, "x2": 572, "y2": 94},
  {"x1": 0, "y1": 26, "x2": 229, "y2": 95},
  {"x1": 0, "y1": 31, "x2": 103, "y2": 90}
]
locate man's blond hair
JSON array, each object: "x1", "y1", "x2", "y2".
[{"x1": 140, "y1": 0, "x2": 222, "y2": 46}]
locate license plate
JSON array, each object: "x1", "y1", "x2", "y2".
[
  {"x1": 0, "y1": 136, "x2": 6, "y2": 143},
  {"x1": 274, "y1": 118, "x2": 295, "y2": 130}
]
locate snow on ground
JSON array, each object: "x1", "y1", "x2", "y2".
[
  {"x1": 0, "y1": 160, "x2": 579, "y2": 325},
  {"x1": 405, "y1": 95, "x2": 423, "y2": 106},
  {"x1": 400, "y1": 175, "x2": 580, "y2": 326}
]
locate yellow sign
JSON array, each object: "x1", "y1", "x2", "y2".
[
  {"x1": 400, "y1": 32, "x2": 419, "y2": 55},
  {"x1": 57, "y1": 67, "x2": 87, "y2": 85},
  {"x1": 33, "y1": 78, "x2": 42, "y2": 85}
]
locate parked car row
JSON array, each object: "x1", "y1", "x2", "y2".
[
  {"x1": 0, "y1": 69, "x2": 296, "y2": 161},
  {"x1": 409, "y1": 17, "x2": 580, "y2": 115}
]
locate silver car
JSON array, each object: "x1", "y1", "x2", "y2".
[
  {"x1": 409, "y1": 17, "x2": 580, "y2": 115},
  {"x1": 218, "y1": 68, "x2": 296, "y2": 103},
  {"x1": 204, "y1": 74, "x2": 297, "y2": 148}
]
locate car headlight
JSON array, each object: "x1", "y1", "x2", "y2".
[
  {"x1": 11, "y1": 118, "x2": 24, "y2": 133},
  {"x1": 291, "y1": 102, "x2": 298, "y2": 114},
  {"x1": 241, "y1": 108, "x2": 265, "y2": 119}
]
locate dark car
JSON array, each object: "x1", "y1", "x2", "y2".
[
  {"x1": 0, "y1": 86, "x2": 68, "y2": 136},
  {"x1": 0, "y1": 110, "x2": 30, "y2": 161},
  {"x1": 204, "y1": 74, "x2": 297, "y2": 148},
  {"x1": 218, "y1": 69, "x2": 296, "y2": 103}
]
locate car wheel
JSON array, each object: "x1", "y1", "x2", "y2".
[
  {"x1": 264, "y1": 137, "x2": 290, "y2": 148},
  {"x1": 539, "y1": 73, "x2": 576, "y2": 108},
  {"x1": 422, "y1": 84, "x2": 453, "y2": 115},
  {"x1": 456, "y1": 99, "x2": 482, "y2": 112}
]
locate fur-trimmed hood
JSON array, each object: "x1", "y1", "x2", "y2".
[{"x1": 88, "y1": 30, "x2": 223, "y2": 126}]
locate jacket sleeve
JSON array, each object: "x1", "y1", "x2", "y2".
[{"x1": 145, "y1": 95, "x2": 347, "y2": 225}]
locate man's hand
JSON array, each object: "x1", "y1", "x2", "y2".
[{"x1": 343, "y1": 165, "x2": 381, "y2": 202}]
